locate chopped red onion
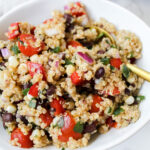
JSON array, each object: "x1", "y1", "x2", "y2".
[
  {"x1": 64, "y1": 5, "x2": 69, "y2": 10},
  {"x1": 1, "y1": 48, "x2": 11, "y2": 59},
  {"x1": 55, "y1": 61, "x2": 59, "y2": 68},
  {"x1": 77, "y1": 52, "x2": 93, "y2": 64}
]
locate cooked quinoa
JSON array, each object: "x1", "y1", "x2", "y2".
[{"x1": 0, "y1": 2, "x2": 145, "y2": 149}]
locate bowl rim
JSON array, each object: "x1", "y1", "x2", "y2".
[{"x1": 0, "y1": 0, "x2": 150, "y2": 150}]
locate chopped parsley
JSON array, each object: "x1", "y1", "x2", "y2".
[
  {"x1": 51, "y1": 47, "x2": 60, "y2": 53},
  {"x1": 110, "y1": 65, "x2": 115, "y2": 70},
  {"x1": 11, "y1": 45, "x2": 20, "y2": 55},
  {"x1": 73, "y1": 122, "x2": 84, "y2": 133},
  {"x1": 122, "y1": 65, "x2": 130, "y2": 78},
  {"x1": 97, "y1": 32, "x2": 104, "y2": 39},
  {"x1": 113, "y1": 107, "x2": 124, "y2": 116},
  {"x1": 111, "y1": 44, "x2": 117, "y2": 48},
  {"x1": 101, "y1": 57, "x2": 110, "y2": 65},
  {"x1": 136, "y1": 95, "x2": 145, "y2": 102},
  {"x1": 22, "y1": 88, "x2": 30, "y2": 96},
  {"x1": 108, "y1": 107, "x2": 112, "y2": 113},
  {"x1": 64, "y1": 59, "x2": 74, "y2": 66}
]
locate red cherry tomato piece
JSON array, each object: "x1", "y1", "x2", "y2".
[
  {"x1": 58, "y1": 113, "x2": 82, "y2": 142},
  {"x1": 7, "y1": 22, "x2": 20, "y2": 40},
  {"x1": 113, "y1": 87, "x2": 120, "y2": 95},
  {"x1": 28, "y1": 83, "x2": 39, "y2": 97},
  {"x1": 110, "y1": 58, "x2": 122, "y2": 69},
  {"x1": 71, "y1": 72, "x2": 83, "y2": 85},
  {"x1": 50, "y1": 98, "x2": 65, "y2": 116},
  {"x1": 39, "y1": 111, "x2": 53, "y2": 127},
  {"x1": 43, "y1": 18, "x2": 53, "y2": 24},
  {"x1": 11, "y1": 128, "x2": 33, "y2": 148},
  {"x1": 27, "y1": 61, "x2": 46, "y2": 80},
  {"x1": 70, "y1": 2, "x2": 85, "y2": 17},
  {"x1": 91, "y1": 95, "x2": 103, "y2": 113},
  {"x1": 18, "y1": 34, "x2": 44, "y2": 56},
  {"x1": 106, "y1": 117, "x2": 117, "y2": 128},
  {"x1": 68, "y1": 40, "x2": 82, "y2": 48}
]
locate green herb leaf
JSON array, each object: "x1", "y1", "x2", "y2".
[
  {"x1": 29, "y1": 99, "x2": 37, "y2": 108},
  {"x1": 136, "y1": 95, "x2": 145, "y2": 102},
  {"x1": 22, "y1": 88, "x2": 30, "y2": 96},
  {"x1": 122, "y1": 65, "x2": 130, "y2": 78},
  {"x1": 73, "y1": 122, "x2": 84, "y2": 133},
  {"x1": 108, "y1": 107, "x2": 112, "y2": 113},
  {"x1": 18, "y1": 38, "x2": 24, "y2": 45},
  {"x1": 61, "y1": 148, "x2": 65, "y2": 150},
  {"x1": 97, "y1": 32, "x2": 104, "y2": 39},
  {"x1": 130, "y1": 52, "x2": 134, "y2": 58},
  {"x1": 110, "y1": 65, "x2": 115, "y2": 70},
  {"x1": 51, "y1": 47, "x2": 60, "y2": 53},
  {"x1": 101, "y1": 57, "x2": 110, "y2": 65},
  {"x1": 11, "y1": 45, "x2": 20, "y2": 55},
  {"x1": 111, "y1": 45, "x2": 117, "y2": 48},
  {"x1": 106, "y1": 39, "x2": 110, "y2": 44},
  {"x1": 64, "y1": 59, "x2": 74, "y2": 66},
  {"x1": 113, "y1": 107, "x2": 124, "y2": 116}
]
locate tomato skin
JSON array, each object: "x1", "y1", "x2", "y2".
[
  {"x1": 39, "y1": 112, "x2": 53, "y2": 127},
  {"x1": 58, "y1": 113, "x2": 82, "y2": 142},
  {"x1": 106, "y1": 117, "x2": 117, "y2": 128},
  {"x1": 91, "y1": 95, "x2": 103, "y2": 113},
  {"x1": 18, "y1": 34, "x2": 44, "y2": 56},
  {"x1": 112, "y1": 87, "x2": 120, "y2": 95},
  {"x1": 110, "y1": 58, "x2": 122, "y2": 69},
  {"x1": 70, "y1": 2, "x2": 85, "y2": 17},
  {"x1": 11, "y1": 128, "x2": 33, "y2": 148},
  {"x1": 68, "y1": 41, "x2": 82, "y2": 48},
  {"x1": 28, "y1": 83, "x2": 39, "y2": 97},
  {"x1": 71, "y1": 72, "x2": 83, "y2": 85},
  {"x1": 50, "y1": 98, "x2": 65, "y2": 116},
  {"x1": 7, "y1": 22, "x2": 20, "y2": 40},
  {"x1": 27, "y1": 62, "x2": 46, "y2": 80},
  {"x1": 43, "y1": 18, "x2": 53, "y2": 24}
]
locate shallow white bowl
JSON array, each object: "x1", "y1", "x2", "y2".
[{"x1": 0, "y1": 0, "x2": 150, "y2": 150}]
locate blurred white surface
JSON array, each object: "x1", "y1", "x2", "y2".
[{"x1": 0, "y1": 0, "x2": 149, "y2": 150}]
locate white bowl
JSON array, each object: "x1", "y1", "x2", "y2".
[{"x1": 0, "y1": 0, "x2": 150, "y2": 150}]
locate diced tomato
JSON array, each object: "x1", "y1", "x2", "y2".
[
  {"x1": 7, "y1": 22, "x2": 20, "y2": 40},
  {"x1": 106, "y1": 117, "x2": 117, "y2": 128},
  {"x1": 71, "y1": 72, "x2": 83, "y2": 85},
  {"x1": 39, "y1": 111, "x2": 53, "y2": 127},
  {"x1": 67, "y1": 40, "x2": 82, "y2": 48},
  {"x1": 43, "y1": 18, "x2": 53, "y2": 24},
  {"x1": 28, "y1": 83, "x2": 39, "y2": 97},
  {"x1": 110, "y1": 58, "x2": 122, "y2": 69},
  {"x1": 27, "y1": 62, "x2": 46, "y2": 80},
  {"x1": 58, "y1": 113, "x2": 82, "y2": 142},
  {"x1": 91, "y1": 95, "x2": 103, "y2": 113},
  {"x1": 11, "y1": 128, "x2": 33, "y2": 148},
  {"x1": 18, "y1": 34, "x2": 44, "y2": 56},
  {"x1": 113, "y1": 87, "x2": 120, "y2": 95},
  {"x1": 50, "y1": 97, "x2": 65, "y2": 116},
  {"x1": 70, "y1": 2, "x2": 85, "y2": 17}
]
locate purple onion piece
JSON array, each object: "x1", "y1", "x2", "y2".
[
  {"x1": 1, "y1": 48, "x2": 11, "y2": 59},
  {"x1": 64, "y1": 5, "x2": 69, "y2": 10},
  {"x1": 55, "y1": 61, "x2": 59, "y2": 68},
  {"x1": 77, "y1": 52, "x2": 93, "y2": 64}
]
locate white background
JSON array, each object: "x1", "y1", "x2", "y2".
[{"x1": 0, "y1": 0, "x2": 149, "y2": 149}]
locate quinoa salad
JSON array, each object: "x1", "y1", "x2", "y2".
[{"x1": 0, "y1": 2, "x2": 145, "y2": 149}]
